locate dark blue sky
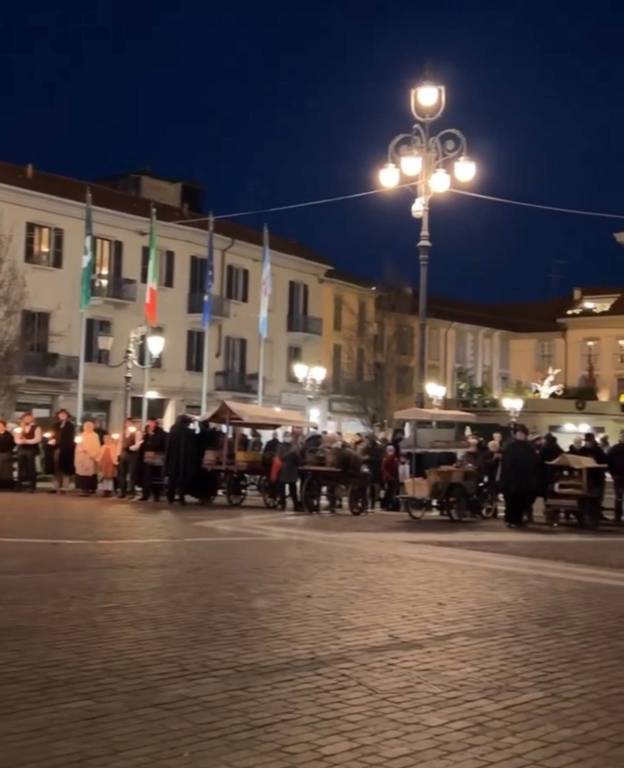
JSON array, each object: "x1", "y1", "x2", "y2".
[{"x1": 2, "y1": 1, "x2": 624, "y2": 301}]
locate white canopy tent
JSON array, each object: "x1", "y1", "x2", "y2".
[
  {"x1": 204, "y1": 400, "x2": 309, "y2": 429},
  {"x1": 393, "y1": 407, "x2": 477, "y2": 422}
]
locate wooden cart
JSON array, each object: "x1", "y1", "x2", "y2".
[{"x1": 544, "y1": 454, "x2": 606, "y2": 529}]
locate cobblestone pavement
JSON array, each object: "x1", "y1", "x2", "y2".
[{"x1": 1, "y1": 493, "x2": 624, "y2": 768}]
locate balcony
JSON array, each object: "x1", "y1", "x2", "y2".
[
  {"x1": 21, "y1": 352, "x2": 79, "y2": 379},
  {"x1": 215, "y1": 371, "x2": 260, "y2": 394},
  {"x1": 187, "y1": 293, "x2": 231, "y2": 319},
  {"x1": 91, "y1": 275, "x2": 137, "y2": 302},
  {"x1": 287, "y1": 314, "x2": 322, "y2": 336}
]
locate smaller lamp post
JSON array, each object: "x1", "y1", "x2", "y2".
[
  {"x1": 425, "y1": 381, "x2": 447, "y2": 408},
  {"x1": 97, "y1": 325, "x2": 166, "y2": 420},
  {"x1": 293, "y1": 363, "x2": 327, "y2": 394},
  {"x1": 502, "y1": 397, "x2": 524, "y2": 424}
]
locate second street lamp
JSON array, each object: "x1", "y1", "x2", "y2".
[
  {"x1": 378, "y1": 79, "x2": 477, "y2": 406},
  {"x1": 97, "y1": 325, "x2": 165, "y2": 420}
]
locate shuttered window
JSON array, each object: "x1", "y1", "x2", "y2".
[
  {"x1": 225, "y1": 265, "x2": 249, "y2": 302},
  {"x1": 186, "y1": 330, "x2": 204, "y2": 372},
  {"x1": 141, "y1": 247, "x2": 175, "y2": 287},
  {"x1": 24, "y1": 223, "x2": 64, "y2": 268}
]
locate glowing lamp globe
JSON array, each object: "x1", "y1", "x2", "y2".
[
  {"x1": 429, "y1": 168, "x2": 451, "y2": 194},
  {"x1": 399, "y1": 153, "x2": 422, "y2": 177},
  {"x1": 378, "y1": 162, "x2": 400, "y2": 189},
  {"x1": 454, "y1": 156, "x2": 476, "y2": 183},
  {"x1": 411, "y1": 196, "x2": 425, "y2": 219},
  {"x1": 146, "y1": 330, "x2": 165, "y2": 359},
  {"x1": 415, "y1": 84, "x2": 440, "y2": 108}
]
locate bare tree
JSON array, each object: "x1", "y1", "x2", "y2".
[{"x1": 0, "y1": 224, "x2": 26, "y2": 415}]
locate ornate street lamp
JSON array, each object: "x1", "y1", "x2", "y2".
[
  {"x1": 502, "y1": 397, "x2": 524, "y2": 423},
  {"x1": 378, "y1": 79, "x2": 477, "y2": 406},
  {"x1": 425, "y1": 381, "x2": 447, "y2": 408},
  {"x1": 293, "y1": 362, "x2": 327, "y2": 394},
  {"x1": 97, "y1": 325, "x2": 165, "y2": 419}
]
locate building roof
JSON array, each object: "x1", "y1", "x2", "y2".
[
  {"x1": 0, "y1": 161, "x2": 332, "y2": 266},
  {"x1": 323, "y1": 268, "x2": 377, "y2": 290}
]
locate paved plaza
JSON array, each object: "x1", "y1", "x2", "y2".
[{"x1": 1, "y1": 494, "x2": 624, "y2": 768}]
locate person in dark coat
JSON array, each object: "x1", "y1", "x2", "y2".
[
  {"x1": 607, "y1": 431, "x2": 624, "y2": 524},
  {"x1": 500, "y1": 424, "x2": 539, "y2": 527},
  {"x1": 139, "y1": 419, "x2": 167, "y2": 501},
  {"x1": 381, "y1": 445, "x2": 400, "y2": 510},
  {"x1": 0, "y1": 420, "x2": 15, "y2": 489},
  {"x1": 93, "y1": 418, "x2": 108, "y2": 446},
  {"x1": 580, "y1": 432, "x2": 607, "y2": 503},
  {"x1": 537, "y1": 432, "x2": 563, "y2": 500},
  {"x1": 48, "y1": 409, "x2": 75, "y2": 493},
  {"x1": 118, "y1": 418, "x2": 141, "y2": 498},
  {"x1": 362, "y1": 435, "x2": 383, "y2": 509},
  {"x1": 165, "y1": 414, "x2": 199, "y2": 505},
  {"x1": 277, "y1": 433, "x2": 301, "y2": 510}
]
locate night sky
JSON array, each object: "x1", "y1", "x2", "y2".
[{"x1": 2, "y1": 1, "x2": 624, "y2": 301}]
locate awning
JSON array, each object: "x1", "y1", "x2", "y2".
[
  {"x1": 204, "y1": 400, "x2": 309, "y2": 429},
  {"x1": 393, "y1": 407, "x2": 478, "y2": 423}
]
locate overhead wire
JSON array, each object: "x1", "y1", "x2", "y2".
[{"x1": 170, "y1": 183, "x2": 624, "y2": 224}]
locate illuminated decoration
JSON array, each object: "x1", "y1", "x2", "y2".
[
  {"x1": 531, "y1": 367, "x2": 564, "y2": 399},
  {"x1": 566, "y1": 295, "x2": 618, "y2": 315}
]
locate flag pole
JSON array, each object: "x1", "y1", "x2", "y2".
[
  {"x1": 200, "y1": 213, "x2": 214, "y2": 415},
  {"x1": 76, "y1": 188, "x2": 93, "y2": 425},
  {"x1": 142, "y1": 205, "x2": 158, "y2": 425},
  {"x1": 257, "y1": 223, "x2": 270, "y2": 406},
  {"x1": 76, "y1": 312, "x2": 87, "y2": 424}
]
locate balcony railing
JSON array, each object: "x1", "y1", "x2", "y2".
[
  {"x1": 287, "y1": 314, "x2": 322, "y2": 335},
  {"x1": 187, "y1": 293, "x2": 231, "y2": 318},
  {"x1": 21, "y1": 352, "x2": 79, "y2": 379},
  {"x1": 91, "y1": 275, "x2": 137, "y2": 302},
  {"x1": 215, "y1": 371, "x2": 261, "y2": 394}
]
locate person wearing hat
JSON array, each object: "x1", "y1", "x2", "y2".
[
  {"x1": 500, "y1": 424, "x2": 539, "y2": 528},
  {"x1": 607, "y1": 431, "x2": 624, "y2": 525}
]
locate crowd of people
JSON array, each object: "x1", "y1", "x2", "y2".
[{"x1": 1, "y1": 410, "x2": 622, "y2": 524}]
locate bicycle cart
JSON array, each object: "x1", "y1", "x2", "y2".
[
  {"x1": 393, "y1": 406, "x2": 497, "y2": 522},
  {"x1": 199, "y1": 400, "x2": 308, "y2": 507},
  {"x1": 544, "y1": 453, "x2": 607, "y2": 529}
]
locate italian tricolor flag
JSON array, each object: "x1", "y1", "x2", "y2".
[{"x1": 144, "y1": 207, "x2": 158, "y2": 326}]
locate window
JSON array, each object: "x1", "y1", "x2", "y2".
[
  {"x1": 356, "y1": 348, "x2": 365, "y2": 381},
  {"x1": 21, "y1": 311, "x2": 49, "y2": 353},
  {"x1": 85, "y1": 319, "x2": 112, "y2": 364},
  {"x1": 617, "y1": 340, "x2": 624, "y2": 366},
  {"x1": 333, "y1": 295, "x2": 343, "y2": 332},
  {"x1": 141, "y1": 247, "x2": 175, "y2": 287},
  {"x1": 137, "y1": 333, "x2": 163, "y2": 369},
  {"x1": 226, "y1": 265, "x2": 249, "y2": 302},
  {"x1": 396, "y1": 325, "x2": 414, "y2": 356},
  {"x1": 396, "y1": 366, "x2": 413, "y2": 395},
  {"x1": 357, "y1": 301, "x2": 366, "y2": 337},
  {"x1": 225, "y1": 336, "x2": 247, "y2": 373},
  {"x1": 536, "y1": 339, "x2": 554, "y2": 371},
  {"x1": 499, "y1": 336, "x2": 510, "y2": 371},
  {"x1": 24, "y1": 223, "x2": 63, "y2": 268},
  {"x1": 582, "y1": 339, "x2": 600, "y2": 371},
  {"x1": 186, "y1": 330, "x2": 204, "y2": 372},
  {"x1": 287, "y1": 345, "x2": 302, "y2": 382},
  {"x1": 428, "y1": 327, "x2": 441, "y2": 362},
  {"x1": 374, "y1": 322, "x2": 385, "y2": 355},
  {"x1": 93, "y1": 238, "x2": 123, "y2": 282},
  {"x1": 332, "y1": 344, "x2": 342, "y2": 390},
  {"x1": 288, "y1": 281, "x2": 309, "y2": 318}
]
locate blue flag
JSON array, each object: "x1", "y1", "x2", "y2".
[
  {"x1": 202, "y1": 216, "x2": 214, "y2": 329},
  {"x1": 259, "y1": 224, "x2": 271, "y2": 339}
]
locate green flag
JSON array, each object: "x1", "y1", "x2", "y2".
[{"x1": 80, "y1": 189, "x2": 94, "y2": 311}]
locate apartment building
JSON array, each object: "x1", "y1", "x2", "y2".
[{"x1": 0, "y1": 162, "x2": 326, "y2": 427}]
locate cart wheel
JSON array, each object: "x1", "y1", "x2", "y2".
[
  {"x1": 226, "y1": 473, "x2": 247, "y2": 506},
  {"x1": 302, "y1": 476, "x2": 321, "y2": 514},
  {"x1": 579, "y1": 498, "x2": 601, "y2": 529},
  {"x1": 479, "y1": 487, "x2": 498, "y2": 519},
  {"x1": 348, "y1": 484, "x2": 367, "y2": 516},
  {"x1": 406, "y1": 498, "x2": 426, "y2": 520},
  {"x1": 445, "y1": 484, "x2": 468, "y2": 522},
  {"x1": 258, "y1": 477, "x2": 279, "y2": 509}
]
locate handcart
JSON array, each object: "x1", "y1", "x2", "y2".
[
  {"x1": 299, "y1": 446, "x2": 370, "y2": 515},
  {"x1": 544, "y1": 453, "x2": 607, "y2": 529},
  {"x1": 199, "y1": 400, "x2": 308, "y2": 507}
]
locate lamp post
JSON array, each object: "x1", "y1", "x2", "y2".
[
  {"x1": 378, "y1": 80, "x2": 477, "y2": 407},
  {"x1": 502, "y1": 397, "x2": 524, "y2": 424},
  {"x1": 425, "y1": 381, "x2": 447, "y2": 408},
  {"x1": 293, "y1": 363, "x2": 327, "y2": 394},
  {"x1": 97, "y1": 325, "x2": 165, "y2": 421}
]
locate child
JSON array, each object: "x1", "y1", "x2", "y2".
[{"x1": 99, "y1": 434, "x2": 118, "y2": 497}]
